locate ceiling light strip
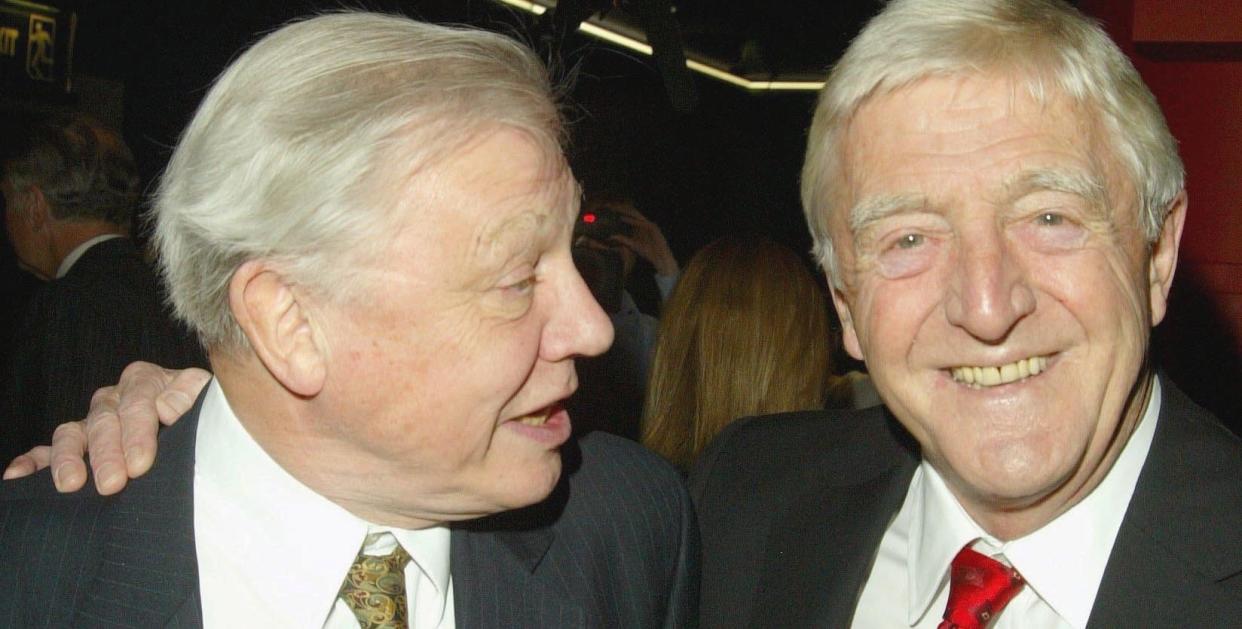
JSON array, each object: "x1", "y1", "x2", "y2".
[
  {"x1": 578, "y1": 20, "x2": 651, "y2": 55},
  {"x1": 492, "y1": 0, "x2": 825, "y2": 92},
  {"x1": 495, "y1": 0, "x2": 548, "y2": 16}
]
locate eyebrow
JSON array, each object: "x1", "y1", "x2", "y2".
[
  {"x1": 847, "y1": 193, "x2": 929, "y2": 238},
  {"x1": 476, "y1": 210, "x2": 550, "y2": 260},
  {"x1": 1000, "y1": 168, "x2": 1108, "y2": 211},
  {"x1": 845, "y1": 167, "x2": 1110, "y2": 238}
]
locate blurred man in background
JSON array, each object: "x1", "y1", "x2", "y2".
[{"x1": 0, "y1": 112, "x2": 203, "y2": 464}]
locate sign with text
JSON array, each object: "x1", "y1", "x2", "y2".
[{"x1": 0, "y1": 2, "x2": 75, "y2": 94}]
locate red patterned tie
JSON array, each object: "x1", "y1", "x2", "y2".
[{"x1": 938, "y1": 545, "x2": 1025, "y2": 629}]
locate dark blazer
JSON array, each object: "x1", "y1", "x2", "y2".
[
  {"x1": 690, "y1": 375, "x2": 1242, "y2": 628},
  {"x1": 0, "y1": 393, "x2": 699, "y2": 628},
  {"x1": 1, "y1": 237, "x2": 205, "y2": 463}
]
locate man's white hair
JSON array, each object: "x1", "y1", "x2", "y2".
[
  {"x1": 800, "y1": 0, "x2": 1184, "y2": 287},
  {"x1": 154, "y1": 11, "x2": 565, "y2": 349}
]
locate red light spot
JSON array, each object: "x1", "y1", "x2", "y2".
[{"x1": 582, "y1": 213, "x2": 597, "y2": 224}]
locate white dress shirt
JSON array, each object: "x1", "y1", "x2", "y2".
[
  {"x1": 194, "y1": 380, "x2": 455, "y2": 628},
  {"x1": 852, "y1": 378, "x2": 1161, "y2": 629}
]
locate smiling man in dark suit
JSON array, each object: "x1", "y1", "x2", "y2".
[
  {"x1": 0, "y1": 12, "x2": 696, "y2": 628},
  {"x1": 690, "y1": 0, "x2": 1241, "y2": 627}
]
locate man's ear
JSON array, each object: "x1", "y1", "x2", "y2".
[
  {"x1": 228, "y1": 260, "x2": 326, "y2": 396},
  {"x1": 21, "y1": 185, "x2": 52, "y2": 230},
  {"x1": 1148, "y1": 191, "x2": 1187, "y2": 327},
  {"x1": 830, "y1": 286, "x2": 865, "y2": 361}
]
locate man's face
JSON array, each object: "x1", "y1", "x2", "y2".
[
  {"x1": 314, "y1": 128, "x2": 613, "y2": 521},
  {"x1": 827, "y1": 75, "x2": 1181, "y2": 525}
]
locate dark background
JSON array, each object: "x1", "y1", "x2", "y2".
[
  {"x1": 2, "y1": 0, "x2": 1237, "y2": 432},
  {"x1": 0, "y1": 0, "x2": 909, "y2": 260}
]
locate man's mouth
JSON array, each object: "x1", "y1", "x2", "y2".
[
  {"x1": 514, "y1": 408, "x2": 553, "y2": 426},
  {"x1": 505, "y1": 403, "x2": 572, "y2": 445},
  {"x1": 950, "y1": 355, "x2": 1049, "y2": 388}
]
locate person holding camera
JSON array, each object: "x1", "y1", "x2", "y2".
[{"x1": 570, "y1": 198, "x2": 679, "y2": 440}]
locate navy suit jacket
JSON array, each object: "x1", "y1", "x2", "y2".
[
  {"x1": 691, "y1": 375, "x2": 1242, "y2": 627},
  {"x1": 1, "y1": 237, "x2": 205, "y2": 463},
  {"x1": 0, "y1": 393, "x2": 699, "y2": 628}
]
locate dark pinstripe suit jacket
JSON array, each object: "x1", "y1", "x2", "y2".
[
  {"x1": 0, "y1": 394, "x2": 699, "y2": 628},
  {"x1": 0, "y1": 237, "x2": 205, "y2": 464},
  {"x1": 691, "y1": 375, "x2": 1242, "y2": 627}
]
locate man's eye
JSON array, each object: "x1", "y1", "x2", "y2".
[
  {"x1": 506, "y1": 277, "x2": 536, "y2": 294},
  {"x1": 1037, "y1": 212, "x2": 1065, "y2": 226},
  {"x1": 1013, "y1": 209, "x2": 1088, "y2": 252},
  {"x1": 895, "y1": 233, "x2": 925, "y2": 249}
]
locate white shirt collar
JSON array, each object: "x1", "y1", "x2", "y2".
[
  {"x1": 194, "y1": 379, "x2": 452, "y2": 627},
  {"x1": 906, "y1": 377, "x2": 1161, "y2": 628},
  {"x1": 56, "y1": 233, "x2": 124, "y2": 278}
]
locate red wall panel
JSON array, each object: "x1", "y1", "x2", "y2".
[
  {"x1": 1132, "y1": 0, "x2": 1242, "y2": 43},
  {"x1": 1081, "y1": 0, "x2": 1241, "y2": 423}
]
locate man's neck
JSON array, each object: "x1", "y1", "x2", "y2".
[
  {"x1": 211, "y1": 353, "x2": 452, "y2": 531},
  {"x1": 48, "y1": 220, "x2": 126, "y2": 276}
]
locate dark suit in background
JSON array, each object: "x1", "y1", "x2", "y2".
[
  {"x1": 690, "y1": 376, "x2": 1242, "y2": 628},
  {"x1": 0, "y1": 391, "x2": 698, "y2": 628},
  {"x1": 1, "y1": 237, "x2": 205, "y2": 463}
]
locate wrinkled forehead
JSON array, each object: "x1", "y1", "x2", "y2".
[
  {"x1": 447, "y1": 127, "x2": 576, "y2": 207},
  {"x1": 367, "y1": 123, "x2": 574, "y2": 222},
  {"x1": 398, "y1": 126, "x2": 579, "y2": 247},
  {"x1": 847, "y1": 73, "x2": 1100, "y2": 150},
  {"x1": 838, "y1": 74, "x2": 1118, "y2": 205}
]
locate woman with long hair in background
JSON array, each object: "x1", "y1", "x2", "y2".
[{"x1": 641, "y1": 234, "x2": 872, "y2": 470}]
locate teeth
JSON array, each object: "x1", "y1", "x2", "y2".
[
  {"x1": 517, "y1": 413, "x2": 549, "y2": 426},
  {"x1": 951, "y1": 356, "x2": 1048, "y2": 388}
]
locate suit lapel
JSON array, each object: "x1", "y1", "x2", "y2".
[
  {"x1": 74, "y1": 394, "x2": 205, "y2": 627},
  {"x1": 751, "y1": 461, "x2": 916, "y2": 628},
  {"x1": 451, "y1": 519, "x2": 585, "y2": 628},
  {"x1": 1089, "y1": 376, "x2": 1242, "y2": 626},
  {"x1": 749, "y1": 412, "x2": 919, "y2": 628}
]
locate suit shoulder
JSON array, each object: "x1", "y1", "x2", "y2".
[
  {"x1": 1121, "y1": 381, "x2": 1242, "y2": 585},
  {"x1": 0, "y1": 471, "x2": 110, "y2": 624},
  {"x1": 0, "y1": 470, "x2": 110, "y2": 528},
  {"x1": 1154, "y1": 380, "x2": 1242, "y2": 491},
  {"x1": 0, "y1": 469, "x2": 90, "y2": 504},
  {"x1": 690, "y1": 406, "x2": 910, "y2": 496},
  {"x1": 707, "y1": 408, "x2": 866, "y2": 449},
  {"x1": 575, "y1": 430, "x2": 682, "y2": 478},
  {"x1": 569, "y1": 431, "x2": 689, "y2": 509},
  {"x1": 554, "y1": 432, "x2": 698, "y2": 626},
  {"x1": 558, "y1": 431, "x2": 693, "y2": 545}
]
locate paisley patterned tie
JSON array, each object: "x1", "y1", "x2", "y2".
[{"x1": 338, "y1": 545, "x2": 412, "y2": 629}]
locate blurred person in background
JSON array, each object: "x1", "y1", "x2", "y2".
[
  {"x1": 569, "y1": 196, "x2": 679, "y2": 439},
  {"x1": 0, "y1": 112, "x2": 204, "y2": 464},
  {"x1": 640, "y1": 234, "x2": 875, "y2": 470}
]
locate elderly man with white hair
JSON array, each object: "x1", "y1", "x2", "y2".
[
  {"x1": 690, "y1": 0, "x2": 1241, "y2": 627},
  {"x1": 0, "y1": 12, "x2": 697, "y2": 628}
]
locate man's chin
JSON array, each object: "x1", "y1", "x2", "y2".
[
  {"x1": 489, "y1": 455, "x2": 565, "y2": 514},
  {"x1": 953, "y1": 466, "x2": 1074, "y2": 516}
]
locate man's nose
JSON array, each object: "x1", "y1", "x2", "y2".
[
  {"x1": 944, "y1": 227, "x2": 1036, "y2": 343},
  {"x1": 543, "y1": 261, "x2": 615, "y2": 361}
]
